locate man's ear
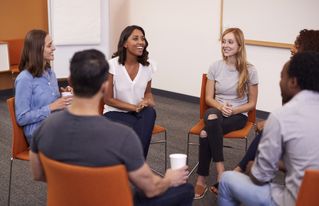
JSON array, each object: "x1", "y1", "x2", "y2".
[{"x1": 288, "y1": 77, "x2": 300, "y2": 92}]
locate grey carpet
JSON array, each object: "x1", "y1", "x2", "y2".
[{"x1": 0, "y1": 93, "x2": 275, "y2": 206}]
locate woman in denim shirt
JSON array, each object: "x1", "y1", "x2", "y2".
[{"x1": 15, "y1": 29, "x2": 72, "y2": 144}]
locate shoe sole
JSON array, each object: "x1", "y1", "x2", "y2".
[{"x1": 194, "y1": 187, "x2": 208, "y2": 200}]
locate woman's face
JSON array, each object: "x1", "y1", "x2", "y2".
[
  {"x1": 124, "y1": 29, "x2": 146, "y2": 57},
  {"x1": 43, "y1": 35, "x2": 55, "y2": 62},
  {"x1": 222, "y1": 32, "x2": 239, "y2": 57}
]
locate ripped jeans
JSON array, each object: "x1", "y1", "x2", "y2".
[{"x1": 197, "y1": 108, "x2": 247, "y2": 176}]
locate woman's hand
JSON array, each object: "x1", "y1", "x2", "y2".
[
  {"x1": 49, "y1": 96, "x2": 72, "y2": 111},
  {"x1": 221, "y1": 102, "x2": 233, "y2": 117},
  {"x1": 135, "y1": 99, "x2": 149, "y2": 112},
  {"x1": 60, "y1": 86, "x2": 73, "y2": 94}
]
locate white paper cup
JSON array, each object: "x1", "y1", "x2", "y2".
[
  {"x1": 169, "y1": 153, "x2": 187, "y2": 170},
  {"x1": 61, "y1": 92, "x2": 73, "y2": 97}
]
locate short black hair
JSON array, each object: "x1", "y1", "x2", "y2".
[
  {"x1": 288, "y1": 51, "x2": 319, "y2": 92},
  {"x1": 70, "y1": 49, "x2": 109, "y2": 97}
]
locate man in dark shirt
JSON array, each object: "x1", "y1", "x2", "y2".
[{"x1": 30, "y1": 49, "x2": 194, "y2": 205}]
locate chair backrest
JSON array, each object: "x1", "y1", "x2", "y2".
[
  {"x1": 199, "y1": 74, "x2": 209, "y2": 119},
  {"x1": 200, "y1": 73, "x2": 256, "y2": 123},
  {"x1": 39, "y1": 153, "x2": 133, "y2": 206},
  {"x1": 6, "y1": 39, "x2": 24, "y2": 66},
  {"x1": 6, "y1": 97, "x2": 29, "y2": 159},
  {"x1": 296, "y1": 170, "x2": 319, "y2": 206}
]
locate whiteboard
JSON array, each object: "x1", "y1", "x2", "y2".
[
  {"x1": 222, "y1": 0, "x2": 319, "y2": 48},
  {"x1": 50, "y1": 0, "x2": 101, "y2": 45},
  {"x1": 48, "y1": 0, "x2": 109, "y2": 78},
  {"x1": 0, "y1": 43, "x2": 10, "y2": 72}
]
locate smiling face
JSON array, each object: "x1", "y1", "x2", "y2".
[
  {"x1": 222, "y1": 32, "x2": 240, "y2": 58},
  {"x1": 124, "y1": 29, "x2": 146, "y2": 57},
  {"x1": 43, "y1": 35, "x2": 55, "y2": 62}
]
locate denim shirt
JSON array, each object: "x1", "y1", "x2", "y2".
[{"x1": 15, "y1": 69, "x2": 60, "y2": 144}]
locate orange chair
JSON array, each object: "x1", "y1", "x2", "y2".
[
  {"x1": 6, "y1": 39, "x2": 24, "y2": 74},
  {"x1": 6, "y1": 97, "x2": 30, "y2": 205},
  {"x1": 186, "y1": 74, "x2": 256, "y2": 175},
  {"x1": 296, "y1": 170, "x2": 319, "y2": 206},
  {"x1": 150, "y1": 124, "x2": 167, "y2": 176},
  {"x1": 39, "y1": 153, "x2": 133, "y2": 206},
  {"x1": 99, "y1": 98, "x2": 167, "y2": 175}
]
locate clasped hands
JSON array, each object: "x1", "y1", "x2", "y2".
[
  {"x1": 135, "y1": 98, "x2": 150, "y2": 113},
  {"x1": 221, "y1": 102, "x2": 233, "y2": 117},
  {"x1": 49, "y1": 86, "x2": 73, "y2": 111}
]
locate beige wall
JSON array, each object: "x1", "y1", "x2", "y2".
[
  {"x1": 0, "y1": 0, "x2": 48, "y2": 40},
  {"x1": 109, "y1": 0, "x2": 130, "y2": 56},
  {"x1": 107, "y1": 0, "x2": 293, "y2": 112}
]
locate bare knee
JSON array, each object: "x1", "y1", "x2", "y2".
[
  {"x1": 199, "y1": 130, "x2": 207, "y2": 138},
  {"x1": 207, "y1": 114, "x2": 218, "y2": 120}
]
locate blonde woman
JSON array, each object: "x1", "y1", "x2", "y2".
[{"x1": 194, "y1": 28, "x2": 258, "y2": 199}]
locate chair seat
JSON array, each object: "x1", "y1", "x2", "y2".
[
  {"x1": 224, "y1": 122, "x2": 253, "y2": 139},
  {"x1": 189, "y1": 119, "x2": 204, "y2": 135},
  {"x1": 152, "y1": 124, "x2": 166, "y2": 134},
  {"x1": 15, "y1": 149, "x2": 30, "y2": 161}
]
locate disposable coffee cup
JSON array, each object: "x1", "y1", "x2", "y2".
[
  {"x1": 61, "y1": 92, "x2": 73, "y2": 106},
  {"x1": 61, "y1": 92, "x2": 73, "y2": 97},
  {"x1": 169, "y1": 153, "x2": 187, "y2": 170}
]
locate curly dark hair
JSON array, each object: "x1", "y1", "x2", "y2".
[
  {"x1": 288, "y1": 51, "x2": 319, "y2": 92},
  {"x1": 112, "y1": 25, "x2": 149, "y2": 66},
  {"x1": 295, "y1": 29, "x2": 319, "y2": 52}
]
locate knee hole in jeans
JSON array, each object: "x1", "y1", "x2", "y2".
[
  {"x1": 199, "y1": 130, "x2": 207, "y2": 138},
  {"x1": 207, "y1": 114, "x2": 218, "y2": 120}
]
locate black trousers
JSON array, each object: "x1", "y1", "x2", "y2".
[
  {"x1": 197, "y1": 108, "x2": 247, "y2": 176},
  {"x1": 238, "y1": 131, "x2": 263, "y2": 172},
  {"x1": 104, "y1": 107, "x2": 156, "y2": 158}
]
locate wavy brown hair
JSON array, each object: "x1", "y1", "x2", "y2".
[
  {"x1": 221, "y1": 28, "x2": 249, "y2": 98},
  {"x1": 112, "y1": 25, "x2": 149, "y2": 66},
  {"x1": 19, "y1": 29, "x2": 50, "y2": 77}
]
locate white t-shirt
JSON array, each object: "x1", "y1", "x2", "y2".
[
  {"x1": 207, "y1": 60, "x2": 258, "y2": 113},
  {"x1": 104, "y1": 57, "x2": 156, "y2": 113}
]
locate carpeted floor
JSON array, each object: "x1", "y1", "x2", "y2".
[{"x1": 0, "y1": 91, "x2": 270, "y2": 206}]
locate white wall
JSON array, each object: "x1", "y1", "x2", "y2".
[{"x1": 108, "y1": 0, "x2": 316, "y2": 112}]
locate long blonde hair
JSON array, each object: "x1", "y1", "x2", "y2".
[{"x1": 221, "y1": 28, "x2": 249, "y2": 98}]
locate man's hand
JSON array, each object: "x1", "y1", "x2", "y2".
[{"x1": 164, "y1": 166, "x2": 189, "y2": 187}]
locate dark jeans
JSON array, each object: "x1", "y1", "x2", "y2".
[
  {"x1": 104, "y1": 107, "x2": 156, "y2": 158},
  {"x1": 197, "y1": 108, "x2": 247, "y2": 176},
  {"x1": 238, "y1": 131, "x2": 263, "y2": 171},
  {"x1": 134, "y1": 183, "x2": 194, "y2": 206}
]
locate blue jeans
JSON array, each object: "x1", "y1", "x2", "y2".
[
  {"x1": 133, "y1": 183, "x2": 194, "y2": 206},
  {"x1": 218, "y1": 171, "x2": 275, "y2": 206},
  {"x1": 104, "y1": 107, "x2": 156, "y2": 158}
]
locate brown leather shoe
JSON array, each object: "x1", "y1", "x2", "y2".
[{"x1": 194, "y1": 184, "x2": 208, "y2": 199}]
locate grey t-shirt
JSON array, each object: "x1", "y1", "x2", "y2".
[
  {"x1": 207, "y1": 60, "x2": 258, "y2": 111},
  {"x1": 31, "y1": 110, "x2": 144, "y2": 172}
]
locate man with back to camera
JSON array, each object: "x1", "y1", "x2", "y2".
[
  {"x1": 29, "y1": 49, "x2": 194, "y2": 206},
  {"x1": 218, "y1": 51, "x2": 319, "y2": 206}
]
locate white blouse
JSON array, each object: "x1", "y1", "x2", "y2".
[{"x1": 104, "y1": 57, "x2": 156, "y2": 113}]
